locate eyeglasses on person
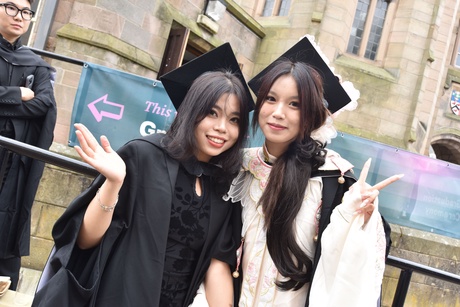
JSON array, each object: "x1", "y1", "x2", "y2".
[{"x1": 0, "y1": 2, "x2": 35, "y2": 21}]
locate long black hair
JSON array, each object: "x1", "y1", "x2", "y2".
[
  {"x1": 163, "y1": 70, "x2": 251, "y2": 196},
  {"x1": 252, "y1": 59, "x2": 328, "y2": 290}
]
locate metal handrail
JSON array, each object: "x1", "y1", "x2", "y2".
[
  {"x1": 28, "y1": 46, "x2": 85, "y2": 66},
  {"x1": 386, "y1": 255, "x2": 460, "y2": 307},
  {"x1": 387, "y1": 255, "x2": 460, "y2": 284},
  {"x1": 0, "y1": 136, "x2": 97, "y2": 177}
]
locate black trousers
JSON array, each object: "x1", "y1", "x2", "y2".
[{"x1": 0, "y1": 256, "x2": 21, "y2": 290}]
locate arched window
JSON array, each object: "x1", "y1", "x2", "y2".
[{"x1": 347, "y1": 0, "x2": 392, "y2": 60}]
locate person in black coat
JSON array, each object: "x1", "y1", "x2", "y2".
[
  {"x1": 33, "y1": 44, "x2": 253, "y2": 307},
  {"x1": 0, "y1": 0, "x2": 56, "y2": 290}
]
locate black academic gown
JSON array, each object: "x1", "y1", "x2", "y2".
[
  {"x1": 0, "y1": 36, "x2": 56, "y2": 258},
  {"x1": 33, "y1": 134, "x2": 240, "y2": 307}
]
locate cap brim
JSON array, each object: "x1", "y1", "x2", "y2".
[
  {"x1": 248, "y1": 37, "x2": 350, "y2": 113},
  {"x1": 160, "y1": 43, "x2": 254, "y2": 111}
]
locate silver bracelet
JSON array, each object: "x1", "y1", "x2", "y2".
[{"x1": 97, "y1": 188, "x2": 118, "y2": 212}]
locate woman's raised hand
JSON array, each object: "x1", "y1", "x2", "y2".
[
  {"x1": 73, "y1": 123, "x2": 126, "y2": 185},
  {"x1": 354, "y1": 158, "x2": 403, "y2": 221}
]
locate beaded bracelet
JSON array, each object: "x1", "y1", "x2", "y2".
[{"x1": 97, "y1": 188, "x2": 118, "y2": 212}]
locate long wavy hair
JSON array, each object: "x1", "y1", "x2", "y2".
[
  {"x1": 163, "y1": 70, "x2": 251, "y2": 196},
  {"x1": 252, "y1": 59, "x2": 328, "y2": 290}
]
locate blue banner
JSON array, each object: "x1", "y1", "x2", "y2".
[
  {"x1": 329, "y1": 133, "x2": 460, "y2": 239},
  {"x1": 69, "y1": 63, "x2": 175, "y2": 150},
  {"x1": 248, "y1": 124, "x2": 460, "y2": 239}
]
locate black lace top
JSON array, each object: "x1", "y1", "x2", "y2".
[{"x1": 160, "y1": 161, "x2": 211, "y2": 306}]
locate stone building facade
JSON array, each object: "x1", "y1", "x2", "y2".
[
  {"x1": 30, "y1": 0, "x2": 460, "y2": 161},
  {"x1": 16, "y1": 0, "x2": 460, "y2": 305}
]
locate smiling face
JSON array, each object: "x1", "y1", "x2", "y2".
[
  {"x1": 194, "y1": 93, "x2": 241, "y2": 162},
  {"x1": 0, "y1": 0, "x2": 32, "y2": 44},
  {"x1": 258, "y1": 74, "x2": 301, "y2": 157}
]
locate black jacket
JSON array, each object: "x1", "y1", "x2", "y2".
[
  {"x1": 33, "y1": 134, "x2": 241, "y2": 307},
  {"x1": 0, "y1": 35, "x2": 56, "y2": 258}
]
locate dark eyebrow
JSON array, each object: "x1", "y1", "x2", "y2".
[
  {"x1": 5, "y1": 2, "x2": 32, "y2": 10},
  {"x1": 267, "y1": 89, "x2": 299, "y2": 101},
  {"x1": 212, "y1": 104, "x2": 240, "y2": 116}
]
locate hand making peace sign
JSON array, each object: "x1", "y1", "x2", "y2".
[{"x1": 351, "y1": 158, "x2": 403, "y2": 223}]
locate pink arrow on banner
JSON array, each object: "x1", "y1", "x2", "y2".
[{"x1": 88, "y1": 94, "x2": 125, "y2": 122}]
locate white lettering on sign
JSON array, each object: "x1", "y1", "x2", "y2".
[{"x1": 139, "y1": 121, "x2": 167, "y2": 136}]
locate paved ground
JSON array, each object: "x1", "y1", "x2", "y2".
[
  {"x1": 17, "y1": 268, "x2": 41, "y2": 297},
  {"x1": 0, "y1": 269, "x2": 40, "y2": 306}
]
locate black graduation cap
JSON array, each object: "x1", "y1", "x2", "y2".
[
  {"x1": 160, "y1": 43, "x2": 254, "y2": 111},
  {"x1": 248, "y1": 37, "x2": 351, "y2": 113}
]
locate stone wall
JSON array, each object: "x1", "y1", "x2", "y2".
[
  {"x1": 382, "y1": 225, "x2": 460, "y2": 306},
  {"x1": 22, "y1": 148, "x2": 95, "y2": 271},
  {"x1": 47, "y1": 0, "x2": 263, "y2": 145}
]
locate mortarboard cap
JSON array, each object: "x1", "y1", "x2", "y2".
[
  {"x1": 160, "y1": 43, "x2": 254, "y2": 111},
  {"x1": 248, "y1": 37, "x2": 351, "y2": 113}
]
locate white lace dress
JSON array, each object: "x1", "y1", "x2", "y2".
[{"x1": 225, "y1": 147, "x2": 387, "y2": 307}]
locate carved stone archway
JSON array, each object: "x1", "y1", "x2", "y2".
[{"x1": 431, "y1": 133, "x2": 460, "y2": 165}]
